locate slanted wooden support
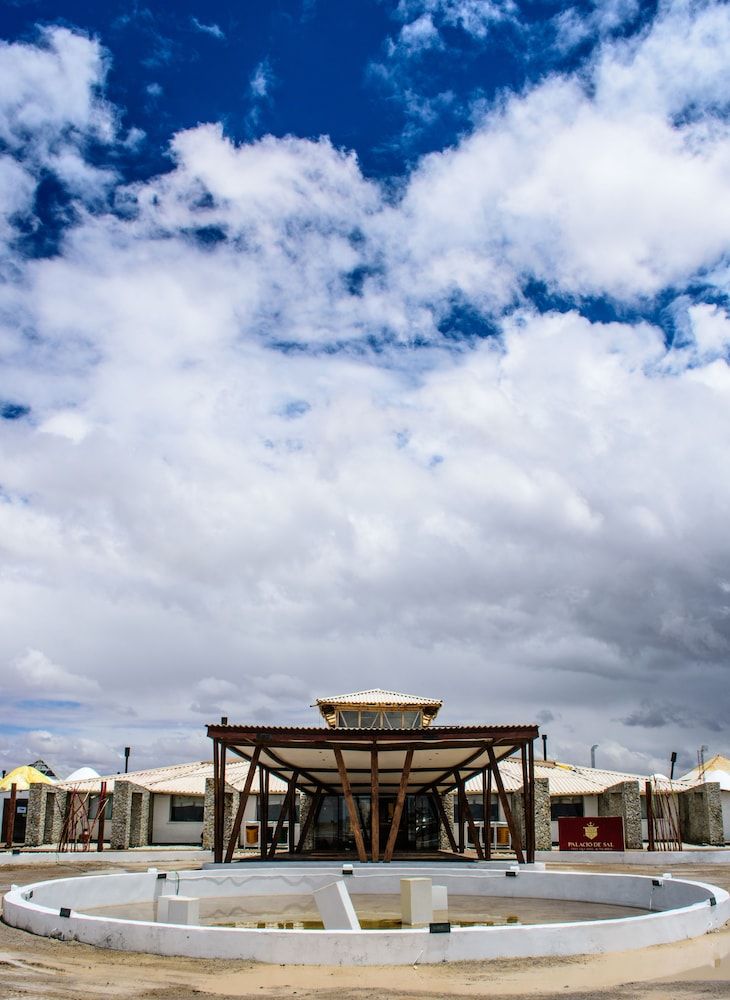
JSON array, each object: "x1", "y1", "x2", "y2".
[
  {"x1": 370, "y1": 748, "x2": 379, "y2": 862},
  {"x1": 334, "y1": 747, "x2": 367, "y2": 862},
  {"x1": 430, "y1": 790, "x2": 457, "y2": 853},
  {"x1": 487, "y1": 746, "x2": 525, "y2": 864},
  {"x1": 484, "y1": 767, "x2": 492, "y2": 860},
  {"x1": 383, "y1": 750, "x2": 413, "y2": 862},
  {"x1": 259, "y1": 766, "x2": 269, "y2": 860},
  {"x1": 456, "y1": 772, "x2": 484, "y2": 860},
  {"x1": 268, "y1": 771, "x2": 299, "y2": 858},
  {"x1": 296, "y1": 787, "x2": 323, "y2": 853},
  {"x1": 225, "y1": 745, "x2": 262, "y2": 862}
]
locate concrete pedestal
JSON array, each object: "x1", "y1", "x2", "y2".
[
  {"x1": 432, "y1": 884, "x2": 448, "y2": 912},
  {"x1": 313, "y1": 881, "x2": 360, "y2": 930},
  {"x1": 401, "y1": 877, "x2": 433, "y2": 926},
  {"x1": 166, "y1": 896, "x2": 200, "y2": 926}
]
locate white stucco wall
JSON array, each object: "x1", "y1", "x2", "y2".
[{"x1": 151, "y1": 796, "x2": 203, "y2": 846}]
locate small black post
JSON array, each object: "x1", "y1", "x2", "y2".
[
  {"x1": 541, "y1": 734, "x2": 548, "y2": 761},
  {"x1": 669, "y1": 751, "x2": 677, "y2": 780},
  {"x1": 124, "y1": 747, "x2": 130, "y2": 773}
]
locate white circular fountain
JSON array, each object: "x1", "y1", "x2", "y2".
[{"x1": 4, "y1": 862, "x2": 728, "y2": 966}]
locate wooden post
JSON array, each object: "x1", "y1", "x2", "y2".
[
  {"x1": 521, "y1": 743, "x2": 530, "y2": 859},
  {"x1": 225, "y1": 746, "x2": 262, "y2": 862},
  {"x1": 487, "y1": 746, "x2": 525, "y2": 864},
  {"x1": 288, "y1": 777, "x2": 297, "y2": 854},
  {"x1": 4, "y1": 783, "x2": 17, "y2": 847},
  {"x1": 219, "y1": 740, "x2": 226, "y2": 860},
  {"x1": 334, "y1": 748, "x2": 367, "y2": 862},
  {"x1": 646, "y1": 781, "x2": 655, "y2": 852},
  {"x1": 431, "y1": 790, "x2": 458, "y2": 853},
  {"x1": 383, "y1": 750, "x2": 413, "y2": 862},
  {"x1": 212, "y1": 739, "x2": 222, "y2": 863},
  {"x1": 370, "y1": 748, "x2": 379, "y2": 862},
  {"x1": 457, "y1": 784, "x2": 465, "y2": 854},
  {"x1": 484, "y1": 767, "x2": 492, "y2": 860},
  {"x1": 456, "y1": 773, "x2": 484, "y2": 860},
  {"x1": 527, "y1": 739, "x2": 535, "y2": 863},
  {"x1": 296, "y1": 787, "x2": 323, "y2": 853},
  {"x1": 96, "y1": 782, "x2": 107, "y2": 852},
  {"x1": 268, "y1": 772, "x2": 298, "y2": 858},
  {"x1": 259, "y1": 766, "x2": 269, "y2": 859}
]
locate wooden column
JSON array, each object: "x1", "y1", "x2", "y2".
[
  {"x1": 288, "y1": 776, "x2": 297, "y2": 853},
  {"x1": 484, "y1": 767, "x2": 492, "y2": 860},
  {"x1": 431, "y1": 790, "x2": 458, "y2": 853},
  {"x1": 296, "y1": 787, "x2": 323, "y2": 853},
  {"x1": 527, "y1": 738, "x2": 535, "y2": 862},
  {"x1": 225, "y1": 745, "x2": 262, "y2": 862},
  {"x1": 96, "y1": 782, "x2": 107, "y2": 852},
  {"x1": 268, "y1": 772, "x2": 298, "y2": 858},
  {"x1": 334, "y1": 748, "x2": 367, "y2": 862},
  {"x1": 383, "y1": 750, "x2": 413, "y2": 862},
  {"x1": 457, "y1": 785, "x2": 465, "y2": 854},
  {"x1": 259, "y1": 766, "x2": 269, "y2": 859},
  {"x1": 370, "y1": 748, "x2": 379, "y2": 863},
  {"x1": 521, "y1": 743, "x2": 530, "y2": 859},
  {"x1": 646, "y1": 781, "x2": 655, "y2": 852},
  {"x1": 212, "y1": 738, "x2": 222, "y2": 863},
  {"x1": 487, "y1": 746, "x2": 525, "y2": 864},
  {"x1": 4, "y1": 783, "x2": 17, "y2": 848}
]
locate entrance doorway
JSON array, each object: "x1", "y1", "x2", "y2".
[{"x1": 313, "y1": 793, "x2": 438, "y2": 853}]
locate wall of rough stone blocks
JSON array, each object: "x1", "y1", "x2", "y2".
[
  {"x1": 202, "y1": 777, "x2": 238, "y2": 851},
  {"x1": 598, "y1": 781, "x2": 642, "y2": 850},
  {"x1": 439, "y1": 791, "x2": 457, "y2": 852},
  {"x1": 679, "y1": 783, "x2": 724, "y2": 846},
  {"x1": 24, "y1": 785, "x2": 68, "y2": 848},
  {"x1": 111, "y1": 781, "x2": 151, "y2": 849}
]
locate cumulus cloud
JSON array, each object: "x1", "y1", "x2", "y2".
[{"x1": 1, "y1": 5, "x2": 730, "y2": 776}]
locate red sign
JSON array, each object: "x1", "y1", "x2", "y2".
[{"x1": 558, "y1": 816, "x2": 624, "y2": 851}]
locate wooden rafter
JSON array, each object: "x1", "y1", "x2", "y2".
[
  {"x1": 487, "y1": 745, "x2": 524, "y2": 864},
  {"x1": 295, "y1": 787, "x2": 324, "y2": 853},
  {"x1": 268, "y1": 771, "x2": 299, "y2": 858},
  {"x1": 370, "y1": 748, "x2": 379, "y2": 862}
]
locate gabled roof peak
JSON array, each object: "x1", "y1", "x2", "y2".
[{"x1": 315, "y1": 688, "x2": 442, "y2": 707}]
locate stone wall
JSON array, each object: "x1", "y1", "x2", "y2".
[
  {"x1": 598, "y1": 780, "x2": 642, "y2": 850},
  {"x1": 298, "y1": 792, "x2": 316, "y2": 852},
  {"x1": 202, "y1": 777, "x2": 238, "y2": 851},
  {"x1": 111, "y1": 781, "x2": 151, "y2": 849},
  {"x1": 24, "y1": 784, "x2": 68, "y2": 847},
  {"x1": 439, "y1": 791, "x2": 457, "y2": 852},
  {"x1": 679, "y1": 782, "x2": 724, "y2": 846},
  {"x1": 533, "y1": 777, "x2": 552, "y2": 851}
]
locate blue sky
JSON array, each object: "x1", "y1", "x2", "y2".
[{"x1": 1, "y1": 1, "x2": 730, "y2": 778}]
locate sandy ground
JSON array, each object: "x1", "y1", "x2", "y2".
[{"x1": 1, "y1": 857, "x2": 728, "y2": 1000}]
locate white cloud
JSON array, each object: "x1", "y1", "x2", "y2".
[{"x1": 2, "y1": 7, "x2": 730, "y2": 776}]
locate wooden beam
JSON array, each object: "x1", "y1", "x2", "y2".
[
  {"x1": 430, "y1": 790, "x2": 457, "y2": 853},
  {"x1": 268, "y1": 772, "x2": 299, "y2": 858},
  {"x1": 334, "y1": 748, "x2": 367, "y2": 863},
  {"x1": 370, "y1": 748, "x2": 379, "y2": 863},
  {"x1": 224, "y1": 745, "x2": 262, "y2": 863},
  {"x1": 456, "y1": 772, "x2": 484, "y2": 860},
  {"x1": 411, "y1": 744, "x2": 493, "y2": 796},
  {"x1": 295, "y1": 787, "x2": 323, "y2": 853},
  {"x1": 383, "y1": 750, "x2": 414, "y2": 862},
  {"x1": 521, "y1": 744, "x2": 530, "y2": 859},
  {"x1": 487, "y1": 745, "x2": 524, "y2": 864}
]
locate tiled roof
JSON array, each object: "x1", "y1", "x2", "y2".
[
  {"x1": 58, "y1": 759, "x2": 289, "y2": 796},
  {"x1": 464, "y1": 759, "x2": 697, "y2": 796},
  {"x1": 314, "y1": 688, "x2": 442, "y2": 707}
]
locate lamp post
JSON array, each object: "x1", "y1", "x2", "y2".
[
  {"x1": 124, "y1": 746, "x2": 130, "y2": 773},
  {"x1": 590, "y1": 744, "x2": 598, "y2": 769}
]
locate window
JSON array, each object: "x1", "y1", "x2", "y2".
[
  {"x1": 337, "y1": 711, "x2": 360, "y2": 728},
  {"x1": 360, "y1": 711, "x2": 380, "y2": 728},
  {"x1": 550, "y1": 797, "x2": 584, "y2": 820},
  {"x1": 169, "y1": 796, "x2": 204, "y2": 822},
  {"x1": 401, "y1": 711, "x2": 422, "y2": 729}
]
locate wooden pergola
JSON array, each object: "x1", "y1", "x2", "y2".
[{"x1": 207, "y1": 722, "x2": 539, "y2": 864}]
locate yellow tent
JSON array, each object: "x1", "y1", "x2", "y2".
[{"x1": 0, "y1": 765, "x2": 55, "y2": 792}]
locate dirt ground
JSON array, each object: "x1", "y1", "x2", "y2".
[{"x1": 1, "y1": 857, "x2": 728, "y2": 1000}]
